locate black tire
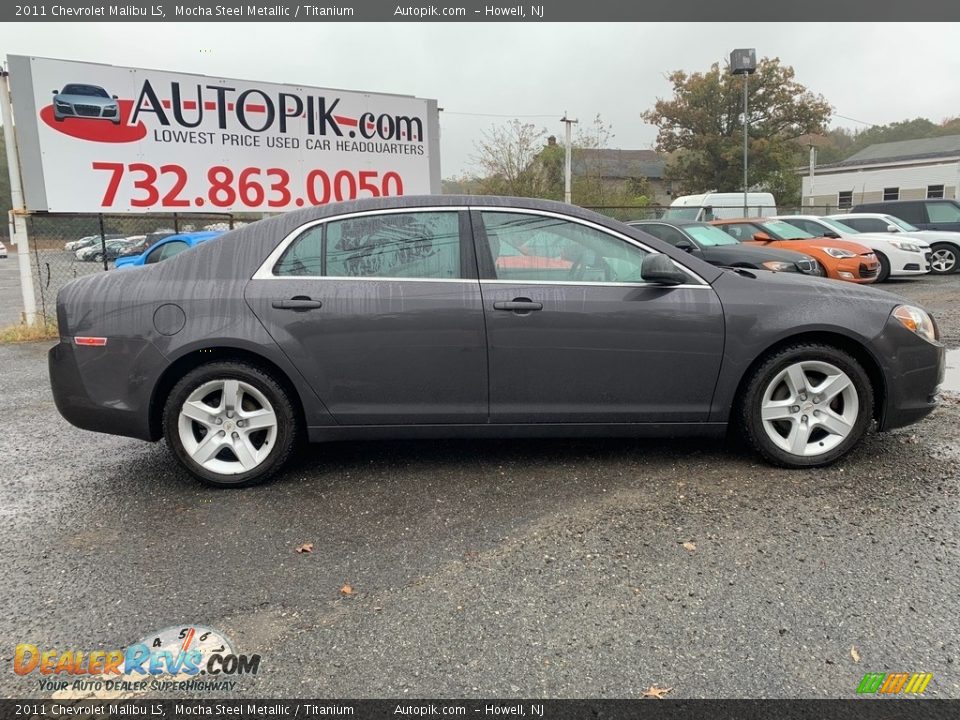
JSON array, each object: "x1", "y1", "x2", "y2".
[
  {"x1": 739, "y1": 343, "x2": 874, "y2": 468},
  {"x1": 814, "y1": 260, "x2": 828, "y2": 277},
  {"x1": 929, "y1": 242, "x2": 958, "y2": 275},
  {"x1": 162, "y1": 361, "x2": 299, "y2": 488},
  {"x1": 93, "y1": 253, "x2": 104, "y2": 263},
  {"x1": 875, "y1": 252, "x2": 891, "y2": 283}
]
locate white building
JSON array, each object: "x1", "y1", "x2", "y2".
[{"x1": 802, "y1": 135, "x2": 960, "y2": 212}]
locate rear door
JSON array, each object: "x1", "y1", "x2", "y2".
[
  {"x1": 473, "y1": 209, "x2": 724, "y2": 424},
  {"x1": 244, "y1": 208, "x2": 488, "y2": 425}
]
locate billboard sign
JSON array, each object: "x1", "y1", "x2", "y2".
[{"x1": 7, "y1": 55, "x2": 441, "y2": 213}]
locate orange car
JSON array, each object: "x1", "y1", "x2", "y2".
[{"x1": 711, "y1": 218, "x2": 879, "y2": 283}]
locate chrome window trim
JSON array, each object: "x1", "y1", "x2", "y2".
[
  {"x1": 251, "y1": 204, "x2": 709, "y2": 288},
  {"x1": 480, "y1": 279, "x2": 711, "y2": 290}
]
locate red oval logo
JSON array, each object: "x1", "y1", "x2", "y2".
[{"x1": 40, "y1": 99, "x2": 146, "y2": 143}]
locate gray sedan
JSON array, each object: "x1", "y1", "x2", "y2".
[{"x1": 49, "y1": 197, "x2": 945, "y2": 487}]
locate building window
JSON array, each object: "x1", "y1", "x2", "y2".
[
  {"x1": 883, "y1": 187, "x2": 899, "y2": 201},
  {"x1": 838, "y1": 191, "x2": 853, "y2": 209},
  {"x1": 928, "y1": 184, "x2": 945, "y2": 199}
]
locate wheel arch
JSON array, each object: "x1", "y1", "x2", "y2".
[
  {"x1": 148, "y1": 346, "x2": 308, "y2": 441},
  {"x1": 729, "y1": 330, "x2": 887, "y2": 424}
]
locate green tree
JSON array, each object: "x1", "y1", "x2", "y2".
[
  {"x1": 469, "y1": 119, "x2": 549, "y2": 197},
  {"x1": 642, "y1": 57, "x2": 831, "y2": 205}
]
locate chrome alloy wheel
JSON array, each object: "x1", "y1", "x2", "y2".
[
  {"x1": 930, "y1": 247, "x2": 957, "y2": 273},
  {"x1": 759, "y1": 361, "x2": 859, "y2": 457},
  {"x1": 177, "y1": 379, "x2": 278, "y2": 475}
]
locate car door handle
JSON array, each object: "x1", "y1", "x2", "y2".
[
  {"x1": 272, "y1": 297, "x2": 323, "y2": 311},
  {"x1": 493, "y1": 299, "x2": 543, "y2": 312}
]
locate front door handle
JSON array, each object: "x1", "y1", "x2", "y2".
[
  {"x1": 493, "y1": 299, "x2": 543, "y2": 313},
  {"x1": 272, "y1": 297, "x2": 323, "y2": 311}
]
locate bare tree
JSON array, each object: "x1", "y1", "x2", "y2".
[{"x1": 470, "y1": 120, "x2": 547, "y2": 197}]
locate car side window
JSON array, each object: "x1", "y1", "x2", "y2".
[
  {"x1": 843, "y1": 218, "x2": 885, "y2": 233},
  {"x1": 144, "y1": 245, "x2": 165, "y2": 265},
  {"x1": 892, "y1": 202, "x2": 926, "y2": 224},
  {"x1": 159, "y1": 241, "x2": 189, "y2": 261},
  {"x1": 790, "y1": 219, "x2": 819, "y2": 235},
  {"x1": 925, "y1": 202, "x2": 960, "y2": 223},
  {"x1": 480, "y1": 211, "x2": 648, "y2": 283},
  {"x1": 275, "y1": 212, "x2": 461, "y2": 279}
]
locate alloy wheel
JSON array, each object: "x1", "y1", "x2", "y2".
[
  {"x1": 177, "y1": 379, "x2": 278, "y2": 476},
  {"x1": 759, "y1": 360, "x2": 859, "y2": 457},
  {"x1": 930, "y1": 248, "x2": 957, "y2": 274}
]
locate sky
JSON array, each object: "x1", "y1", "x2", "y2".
[{"x1": 5, "y1": 22, "x2": 960, "y2": 177}]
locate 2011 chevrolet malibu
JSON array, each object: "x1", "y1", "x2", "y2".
[{"x1": 49, "y1": 197, "x2": 945, "y2": 487}]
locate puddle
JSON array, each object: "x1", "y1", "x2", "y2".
[{"x1": 945, "y1": 349, "x2": 960, "y2": 394}]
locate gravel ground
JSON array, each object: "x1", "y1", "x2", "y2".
[{"x1": 0, "y1": 275, "x2": 957, "y2": 700}]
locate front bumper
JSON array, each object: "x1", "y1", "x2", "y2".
[
  {"x1": 49, "y1": 338, "x2": 165, "y2": 441},
  {"x1": 871, "y1": 318, "x2": 945, "y2": 431},
  {"x1": 888, "y1": 248, "x2": 931, "y2": 276}
]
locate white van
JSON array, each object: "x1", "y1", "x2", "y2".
[{"x1": 662, "y1": 192, "x2": 777, "y2": 222}]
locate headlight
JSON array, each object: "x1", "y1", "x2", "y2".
[
  {"x1": 54, "y1": 100, "x2": 71, "y2": 108},
  {"x1": 761, "y1": 261, "x2": 792, "y2": 271},
  {"x1": 893, "y1": 305, "x2": 938, "y2": 343},
  {"x1": 888, "y1": 240, "x2": 921, "y2": 252},
  {"x1": 105, "y1": 104, "x2": 118, "y2": 110},
  {"x1": 823, "y1": 247, "x2": 856, "y2": 258}
]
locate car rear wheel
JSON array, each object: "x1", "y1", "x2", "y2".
[
  {"x1": 875, "y1": 252, "x2": 891, "y2": 282},
  {"x1": 162, "y1": 362, "x2": 299, "y2": 487},
  {"x1": 740, "y1": 344, "x2": 873, "y2": 468},
  {"x1": 93, "y1": 253, "x2": 104, "y2": 263},
  {"x1": 929, "y1": 243, "x2": 958, "y2": 274}
]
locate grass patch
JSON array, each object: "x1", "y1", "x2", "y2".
[{"x1": 0, "y1": 319, "x2": 59, "y2": 344}]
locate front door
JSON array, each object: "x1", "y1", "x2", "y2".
[
  {"x1": 473, "y1": 210, "x2": 725, "y2": 424},
  {"x1": 245, "y1": 209, "x2": 488, "y2": 425}
]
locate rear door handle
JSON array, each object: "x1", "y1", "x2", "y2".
[
  {"x1": 493, "y1": 299, "x2": 543, "y2": 313},
  {"x1": 272, "y1": 297, "x2": 323, "y2": 311}
]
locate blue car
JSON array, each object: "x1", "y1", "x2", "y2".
[{"x1": 115, "y1": 231, "x2": 224, "y2": 269}]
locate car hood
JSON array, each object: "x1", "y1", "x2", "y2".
[
  {"x1": 56, "y1": 94, "x2": 115, "y2": 106},
  {"x1": 838, "y1": 232, "x2": 931, "y2": 249},
  {"x1": 762, "y1": 237, "x2": 874, "y2": 254},
  {"x1": 704, "y1": 244, "x2": 814, "y2": 263}
]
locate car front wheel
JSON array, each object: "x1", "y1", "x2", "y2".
[
  {"x1": 740, "y1": 344, "x2": 873, "y2": 468},
  {"x1": 929, "y1": 243, "x2": 958, "y2": 274},
  {"x1": 162, "y1": 362, "x2": 299, "y2": 487}
]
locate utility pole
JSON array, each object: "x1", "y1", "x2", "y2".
[
  {"x1": 561, "y1": 112, "x2": 578, "y2": 204},
  {"x1": 730, "y1": 49, "x2": 756, "y2": 216}
]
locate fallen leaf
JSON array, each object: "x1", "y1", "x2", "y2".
[
  {"x1": 296, "y1": 542, "x2": 314, "y2": 554},
  {"x1": 850, "y1": 646, "x2": 861, "y2": 663},
  {"x1": 682, "y1": 542, "x2": 696, "y2": 552},
  {"x1": 340, "y1": 584, "x2": 355, "y2": 595},
  {"x1": 642, "y1": 685, "x2": 673, "y2": 699}
]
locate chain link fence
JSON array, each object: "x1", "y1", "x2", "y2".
[{"x1": 23, "y1": 212, "x2": 248, "y2": 322}]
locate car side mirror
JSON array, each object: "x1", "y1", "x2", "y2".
[
  {"x1": 642, "y1": 253, "x2": 687, "y2": 286},
  {"x1": 822, "y1": 230, "x2": 840, "y2": 239},
  {"x1": 112, "y1": 95, "x2": 119, "y2": 99},
  {"x1": 887, "y1": 225, "x2": 900, "y2": 233},
  {"x1": 752, "y1": 232, "x2": 773, "y2": 242},
  {"x1": 52, "y1": 89, "x2": 59, "y2": 94},
  {"x1": 675, "y1": 239, "x2": 696, "y2": 253}
]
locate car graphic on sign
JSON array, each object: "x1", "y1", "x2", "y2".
[{"x1": 52, "y1": 83, "x2": 121, "y2": 124}]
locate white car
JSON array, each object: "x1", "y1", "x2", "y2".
[
  {"x1": 832, "y1": 213, "x2": 960, "y2": 276},
  {"x1": 774, "y1": 215, "x2": 930, "y2": 282},
  {"x1": 0, "y1": 240, "x2": 7, "y2": 258}
]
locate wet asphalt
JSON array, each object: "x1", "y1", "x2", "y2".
[{"x1": 0, "y1": 276, "x2": 957, "y2": 699}]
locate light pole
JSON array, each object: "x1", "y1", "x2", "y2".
[
  {"x1": 730, "y1": 49, "x2": 756, "y2": 216},
  {"x1": 561, "y1": 112, "x2": 578, "y2": 204}
]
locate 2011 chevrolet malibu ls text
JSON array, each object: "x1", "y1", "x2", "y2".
[{"x1": 48, "y1": 197, "x2": 945, "y2": 487}]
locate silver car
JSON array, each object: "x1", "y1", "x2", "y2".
[{"x1": 52, "y1": 84, "x2": 120, "y2": 124}]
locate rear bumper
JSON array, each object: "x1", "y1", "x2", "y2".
[
  {"x1": 871, "y1": 319, "x2": 945, "y2": 431},
  {"x1": 49, "y1": 338, "x2": 163, "y2": 441}
]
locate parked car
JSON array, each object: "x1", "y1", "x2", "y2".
[
  {"x1": 64, "y1": 234, "x2": 124, "y2": 252},
  {"x1": 831, "y1": 213, "x2": 960, "y2": 275},
  {"x1": 662, "y1": 192, "x2": 777, "y2": 222},
  {"x1": 115, "y1": 231, "x2": 224, "y2": 268},
  {"x1": 49, "y1": 197, "x2": 944, "y2": 487},
  {"x1": 711, "y1": 218, "x2": 880, "y2": 283},
  {"x1": 628, "y1": 220, "x2": 822, "y2": 275},
  {"x1": 0, "y1": 240, "x2": 6, "y2": 259},
  {"x1": 851, "y1": 199, "x2": 960, "y2": 232},
  {"x1": 76, "y1": 236, "x2": 144, "y2": 263},
  {"x1": 52, "y1": 84, "x2": 121, "y2": 124},
  {"x1": 773, "y1": 215, "x2": 930, "y2": 282}
]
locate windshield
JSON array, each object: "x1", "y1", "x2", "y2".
[
  {"x1": 761, "y1": 220, "x2": 814, "y2": 240},
  {"x1": 61, "y1": 84, "x2": 110, "y2": 98},
  {"x1": 685, "y1": 224, "x2": 739, "y2": 246},
  {"x1": 819, "y1": 218, "x2": 861, "y2": 234},
  {"x1": 883, "y1": 215, "x2": 920, "y2": 232},
  {"x1": 662, "y1": 207, "x2": 701, "y2": 220}
]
